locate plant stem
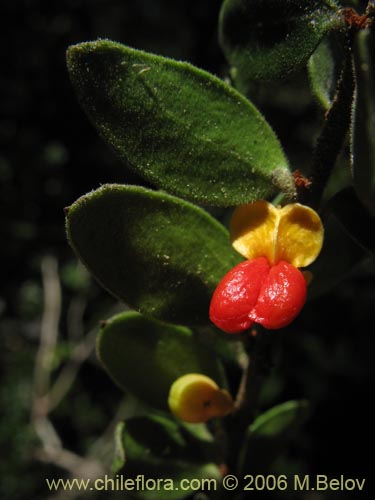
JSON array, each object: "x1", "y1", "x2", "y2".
[
  {"x1": 32, "y1": 255, "x2": 61, "y2": 415},
  {"x1": 226, "y1": 329, "x2": 274, "y2": 472},
  {"x1": 298, "y1": 47, "x2": 355, "y2": 209}
]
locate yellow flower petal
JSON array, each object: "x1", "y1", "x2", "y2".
[
  {"x1": 168, "y1": 374, "x2": 234, "y2": 423},
  {"x1": 230, "y1": 200, "x2": 278, "y2": 263},
  {"x1": 276, "y1": 203, "x2": 324, "y2": 267},
  {"x1": 230, "y1": 201, "x2": 324, "y2": 268}
]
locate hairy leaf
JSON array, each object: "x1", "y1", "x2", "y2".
[
  {"x1": 67, "y1": 40, "x2": 293, "y2": 206},
  {"x1": 97, "y1": 311, "x2": 226, "y2": 410},
  {"x1": 219, "y1": 0, "x2": 343, "y2": 84},
  {"x1": 66, "y1": 184, "x2": 241, "y2": 325}
]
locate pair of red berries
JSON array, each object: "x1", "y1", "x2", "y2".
[
  {"x1": 209, "y1": 256, "x2": 307, "y2": 332},
  {"x1": 209, "y1": 201, "x2": 324, "y2": 333}
]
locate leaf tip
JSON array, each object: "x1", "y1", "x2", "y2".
[
  {"x1": 66, "y1": 39, "x2": 114, "y2": 71},
  {"x1": 66, "y1": 42, "x2": 85, "y2": 70}
]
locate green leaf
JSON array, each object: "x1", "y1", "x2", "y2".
[
  {"x1": 113, "y1": 415, "x2": 221, "y2": 500},
  {"x1": 326, "y1": 187, "x2": 375, "y2": 253},
  {"x1": 352, "y1": 28, "x2": 375, "y2": 216},
  {"x1": 219, "y1": 0, "x2": 343, "y2": 85},
  {"x1": 239, "y1": 400, "x2": 309, "y2": 473},
  {"x1": 97, "y1": 311, "x2": 226, "y2": 410},
  {"x1": 66, "y1": 40, "x2": 294, "y2": 206},
  {"x1": 308, "y1": 32, "x2": 346, "y2": 109},
  {"x1": 66, "y1": 184, "x2": 241, "y2": 325}
]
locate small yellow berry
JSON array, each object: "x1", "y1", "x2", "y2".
[{"x1": 168, "y1": 374, "x2": 234, "y2": 423}]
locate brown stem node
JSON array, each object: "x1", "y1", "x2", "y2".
[{"x1": 341, "y1": 7, "x2": 372, "y2": 32}]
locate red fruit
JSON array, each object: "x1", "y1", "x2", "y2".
[
  {"x1": 209, "y1": 257, "x2": 270, "y2": 333},
  {"x1": 209, "y1": 258, "x2": 306, "y2": 333},
  {"x1": 250, "y1": 260, "x2": 307, "y2": 329}
]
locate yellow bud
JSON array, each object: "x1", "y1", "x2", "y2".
[
  {"x1": 231, "y1": 201, "x2": 324, "y2": 268},
  {"x1": 168, "y1": 374, "x2": 234, "y2": 423}
]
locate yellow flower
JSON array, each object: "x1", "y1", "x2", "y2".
[
  {"x1": 168, "y1": 373, "x2": 234, "y2": 423},
  {"x1": 230, "y1": 200, "x2": 324, "y2": 268}
]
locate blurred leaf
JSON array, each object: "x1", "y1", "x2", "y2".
[
  {"x1": 352, "y1": 28, "x2": 375, "y2": 216},
  {"x1": 97, "y1": 311, "x2": 226, "y2": 411},
  {"x1": 51, "y1": 341, "x2": 74, "y2": 369},
  {"x1": 321, "y1": 156, "x2": 352, "y2": 202},
  {"x1": 308, "y1": 32, "x2": 346, "y2": 109},
  {"x1": 197, "y1": 325, "x2": 245, "y2": 367},
  {"x1": 60, "y1": 261, "x2": 91, "y2": 292},
  {"x1": 239, "y1": 400, "x2": 309, "y2": 473},
  {"x1": 179, "y1": 421, "x2": 216, "y2": 447},
  {"x1": 66, "y1": 184, "x2": 241, "y2": 325},
  {"x1": 67, "y1": 40, "x2": 294, "y2": 206},
  {"x1": 219, "y1": 0, "x2": 343, "y2": 85},
  {"x1": 308, "y1": 213, "x2": 367, "y2": 297},
  {"x1": 17, "y1": 280, "x2": 43, "y2": 319},
  {"x1": 259, "y1": 372, "x2": 285, "y2": 406},
  {"x1": 114, "y1": 415, "x2": 221, "y2": 500},
  {"x1": 326, "y1": 187, "x2": 375, "y2": 252}
]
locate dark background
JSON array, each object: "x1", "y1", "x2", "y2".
[{"x1": 1, "y1": 0, "x2": 374, "y2": 499}]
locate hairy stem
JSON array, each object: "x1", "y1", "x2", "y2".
[{"x1": 298, "y1": 47, "x2": 355, "y2": 208}]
